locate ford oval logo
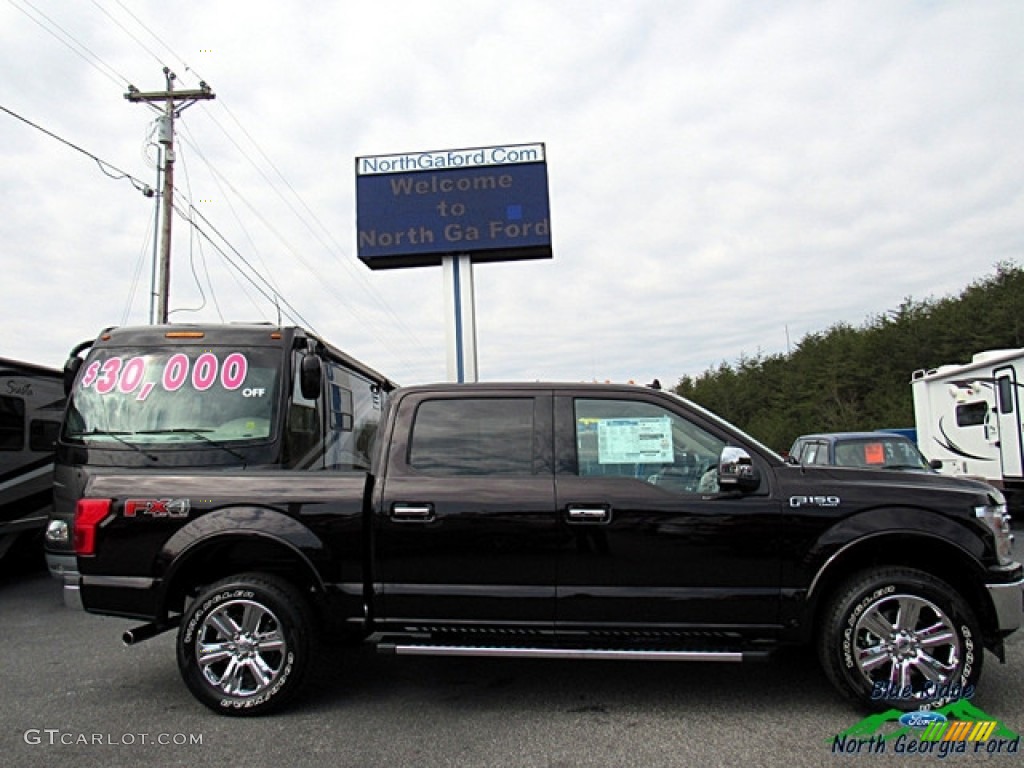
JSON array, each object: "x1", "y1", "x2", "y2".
[{"x1": 899, "y1": 711, "x2": 948, "y2": 729}]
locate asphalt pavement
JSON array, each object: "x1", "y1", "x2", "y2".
[{"x1": 1, "y1": 543, "x2": 1022, "y2": 768}]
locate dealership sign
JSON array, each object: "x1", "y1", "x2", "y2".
[{"x1": 355, "y1": 143, "x2": 552, "y2": 269}]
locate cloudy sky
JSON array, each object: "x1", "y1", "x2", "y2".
[{"x1": 1, "y1": 1, "x2": 1021, "y2": 387}]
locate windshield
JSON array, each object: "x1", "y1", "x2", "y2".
[
  {"x1": 833, "y1": 437, "x2": 932, "y2": 471},
  {"x1": 63, "y1": 346, "x2": 282, "y2": 446}
]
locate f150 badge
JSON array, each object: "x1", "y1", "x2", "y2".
[
  {"x1": 124, "y1": 499, "x2": 191, "y2": 518},
  {"x1": 789, "y1": 495, "x2": 841, "y2": 508}
]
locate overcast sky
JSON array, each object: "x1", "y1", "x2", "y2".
[{"x1": 1, "y1": 1, "x2": 1021, "y2": 387}]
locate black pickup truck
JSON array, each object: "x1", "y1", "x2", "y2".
[{"x1": 71, "y1": 381, "x2": 1022, "y2": 715}]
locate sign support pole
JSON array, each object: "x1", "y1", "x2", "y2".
[{"x1": 443, "y1": 254, "x2": 478, "y2": 383}]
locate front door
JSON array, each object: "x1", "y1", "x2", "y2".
[{"x1": 553, "y1": 393, "x2": 783, "y2": 636}]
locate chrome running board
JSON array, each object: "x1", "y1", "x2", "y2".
[{"x1": 380, "y1": 644, "x2": 746, "y2": 662}]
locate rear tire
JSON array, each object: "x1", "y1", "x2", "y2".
[
  {"x1": 177, "y1": 573, "x2": 314, "y2": 716},
  {"x1": 817, "y1": 567, "x2": 982, "y2": 710}
]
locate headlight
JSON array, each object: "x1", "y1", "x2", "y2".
[{"x1": 975, "y1": 502, "x2": 1014, "y2": 565}]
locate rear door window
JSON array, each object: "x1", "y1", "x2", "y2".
[{"x1": 409, "y1": 398, "x2": 535, "y2": 476}]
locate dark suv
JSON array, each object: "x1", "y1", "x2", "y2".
[{"x1": 788, "y1": 431, "x2": 940, "y2": 471}]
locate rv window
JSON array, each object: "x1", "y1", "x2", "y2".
[
  {"x1": 321, "y1": 361, "x2": 386, "y2": 471},
  {"x1": 283, "y1": 351, "x2": 322, "y2": 469},
  {"x1": 29, "y1": 419, "x2": 61, "y2": 452},
  {"x1": 956, "y1": 402, "x2": 988, "y2": 427},
  {"x1": 0, "y1": 395, "x2": 25, "y2": 451},
  {"x1": 329, "y1": 384, "x2": 354, "y2": 432},
  {"x1": 997, "y1": 376, "x2": 1014, "y2": 415}
]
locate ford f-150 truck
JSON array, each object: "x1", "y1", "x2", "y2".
[{"x1": 69, "y1": 376, "x2": 1022, "y2": 716}]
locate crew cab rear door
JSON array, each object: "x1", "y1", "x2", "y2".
[
  {"x1": 373, "y1": 389, "x2": 557, "y2": 628},
  {"x1": 553, "y1": 391, "x2": 784, "y2": 633}
]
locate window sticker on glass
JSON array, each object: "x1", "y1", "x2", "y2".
[
  {"x1": 79, "y1": 352, "x2": 250, "y2": 401},
  {"x1": 595, "y1": 417, "x2": 673, "y2": 464},
  {"x1": 864, "y1": 442, "x2": 885, "y2": 465}
]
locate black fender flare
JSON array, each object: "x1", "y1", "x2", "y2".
[
  {"x1": 794, "y1": 506, "x2": 993, "y2": 639},
  {"x1": 155, "y1": 506, "x2": 328, "y2": 613}
]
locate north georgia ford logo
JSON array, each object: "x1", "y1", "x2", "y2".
[{"x1": 900, "y1": 711, "x2": 948, "y2": 729}]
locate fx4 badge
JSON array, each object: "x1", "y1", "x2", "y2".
[
  {"x1": 789, "y1": 495, "x2": 840, "y2": 508},
  {"x1": 124, "y1": 498, "x2": 191, "y2": 518}
]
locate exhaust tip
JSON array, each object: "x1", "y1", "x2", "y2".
[
  {"x1": 122, "y1": 628, "x2": 145, "y2": 645},
  {"x1": 122, "y1": 616, "x2": 181, "y2": 646}
]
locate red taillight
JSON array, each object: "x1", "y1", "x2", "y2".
[{"x1": 74, "y1": 499, "x2": 112, "y2": 556}]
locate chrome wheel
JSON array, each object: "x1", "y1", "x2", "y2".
[
  {"x1": 819, "y1": 568, "x2": 982, "y2": 710},
  {"x1": 195, "y1": 598, "x2": 288, "y2": 698},
  {"x1": 852, "y1": 592, "x2": 960, "y2": 697},
  {"x1": 178, "y1": 574, "x2": 313, "y2": 715}
]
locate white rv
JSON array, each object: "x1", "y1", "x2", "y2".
[
  {"x1": 911, "y1": 349, "x2": 1023, "y2": 513},
  {"x1": 0, "y1": 358, "x2": 64, "y2": 568}
]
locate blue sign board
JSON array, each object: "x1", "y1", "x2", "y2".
[{"x1": 355, "y1": 143, "x2": 552, "y2": 269}]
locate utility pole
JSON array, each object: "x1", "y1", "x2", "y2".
[{"x1": 125, "y1": 68, "x2": 215, "y2": 323}]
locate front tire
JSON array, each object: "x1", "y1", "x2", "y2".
[
  {"x1": 817, "y1": 567, "x2": 982, "y2": 710},
  {"x1": 177, "y1": 573, "x2": 314, "y2": 716}
]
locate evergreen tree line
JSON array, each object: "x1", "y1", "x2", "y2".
[{"x1": 673, "y1": 261, "x2": 1024, "y2": 453}]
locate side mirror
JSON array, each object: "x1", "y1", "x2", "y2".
[
  {"x1": 63, "y1": 357, "x2": 83, "y2": 396},
  {"x1": 718, "y1": 446, "x2": 760, "y2": 493},
  {"x1": 299, "y1": 354, "x2": 322, "y2": 400}
]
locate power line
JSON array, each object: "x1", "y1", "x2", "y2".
[
  {"x1": 97, "y1": 1, "x2": 429, "y2": 361},
  {"x1": 6, "y1": 3, "x2": 310, "y2": 333},
  {"x1": 176, "y1": 122, "x2": 286, "y2": 304},
  {"x1": 2, "y1": 92, "x2": 289, "y2": 329},
  {"x1": 109, "y1": 0, "x2": 206, "y2": 86},
  {"x1": 122, "y1": 205, "x2": 156, "y2": 326},
  {"x1": 88, "y1": 0, "x2": 165, "y2": 71},
  {"x1": 8, "y1": 0, "x2": 130, "y2": 88},
  {"x1": 172, "y1": 199, "x2": 299, "y2": 326},
  {"x1": 18, "y1": 0, "x2": 432, "y2": 371},
  {"x1": 171, "y1": 141, "x2": 214, "y2": 318},
  {"x1": 191, "y1": 106, "x2": 431, "y2": 373},
  {"x1": 173, "y1": 199, "x2": 319, "y2": 333},
  {"x1": 174, "y1": 122, "x2": 425, "y2": 369},
  {"x1": 0, "y1": 103, "x2": 153, "y2": 197},
  {"x1": 204, "y1": 103, "x2": 430, "y2": 349}
]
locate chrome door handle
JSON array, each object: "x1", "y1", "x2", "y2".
[
  {"x1": 391, "y1": 503, "x2": 435, "y2": 522},
  {"x1": 567, "y1": 506, "x2": 611, "y2": 523}
]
